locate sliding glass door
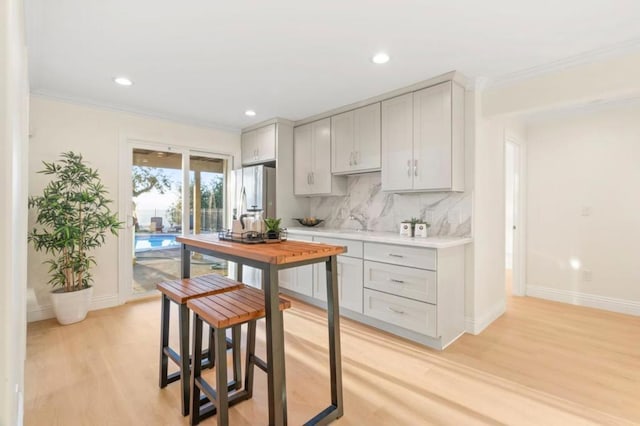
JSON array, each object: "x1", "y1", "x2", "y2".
[{"x1": 122, "y1": 143, "x2": 230, "y2": 299}]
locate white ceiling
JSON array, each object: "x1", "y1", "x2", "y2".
[{"x1": 26, "y1": 0, "x2": 640, "y2": 130}]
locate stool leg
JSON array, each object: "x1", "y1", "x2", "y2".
[
  {"x1": 205, "y1": 325, "x2": 215, "y2": 369},
  {"x1": 244, "y1": 320, "x2": 257, "y2": 398},
  {"x1": 179, "y1": 303, "x2": 190, "y2": 416},
  {"x1": 231, "y1": 325, "x2": 242, "y2": 391},
  {"x1": 190, "y1": 313, "x2": 203, "y2": 426},
  {"x1": 214, "y1": 327, "x2": 229, "y2": 426},
  {"x1": 159, "y1": 294, "x2": 170, "y2": 388}
]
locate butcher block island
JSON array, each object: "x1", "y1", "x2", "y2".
[{"x1": 280, "y1": 228, "x2": 472, "y2": 350}]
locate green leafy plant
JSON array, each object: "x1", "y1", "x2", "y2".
[
  {"x1": 264, "y1": 217, "x2": 282, "y2": 233},
  {"x1": 28, "y1": 152, "x2": 123, "y2": 292}
]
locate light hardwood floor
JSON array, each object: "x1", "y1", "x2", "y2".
[{"x1": 25, "y1": 277, "x2": 640, "y2": 425}]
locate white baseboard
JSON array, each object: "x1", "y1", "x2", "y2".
[
  {"x1": 526, "y1": 285, "x2": 640, "y2": 316},
  {"x1": 27, "y1": 294, "x2": 120, "y2": 323},
  {"x1": 465, "y1": 299, "x2": 506, "y2": 335}
]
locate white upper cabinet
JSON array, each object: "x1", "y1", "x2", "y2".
[
  {"x1": 381, "y1": 93, "x2": 414, "y2": 191},
  {"x1": 241, "y1": 123, "x2": 276, "y2": 165},
  {"x1": 331, "y1": 103, "x2": 381, "y2": 174},
  {"x1": 381, "y1": 81, "x2": 464, "y2": 192},
  {"x1": 294, "y1": 118, "x2": 346, "y2": 196}
]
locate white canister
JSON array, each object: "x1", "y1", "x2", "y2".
[
  {"x1": 400, "y1": 222, "x2": 412, "y2": 236},
  {"x1": 415, "y1": 223, "x2": 429, "y2": 238}
]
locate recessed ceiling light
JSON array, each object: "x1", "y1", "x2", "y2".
[
  {"x1": 371, "y1": 52, "x2": 390, "y2": 64},
  {"x1": 114, "y1": 77, "x2": 133, "y2": 86},
  {"x1": 245, "y1": 110, "x2": 256, "y2": 117}
]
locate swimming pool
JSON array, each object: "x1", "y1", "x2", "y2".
[{"x1": 135, "y1": 234, "x2": 181, "y2": 252}]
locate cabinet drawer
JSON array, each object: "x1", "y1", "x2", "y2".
[
  {"x1": 364, "y1": 242, "x2": 436, "y2": 270},
  {"x1": 313, "y1": 236, "x2": 362, "y2": 258},
  {"x1": 364, "y1": 261, "x2": 436, "y2": 304},
  {"x1": 364, "y1": 289, "x2": 436, "y2": 337}
]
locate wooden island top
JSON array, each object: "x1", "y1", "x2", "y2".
[{"x1": 176, "y1": 234, "x2": 346, "y2": 265}]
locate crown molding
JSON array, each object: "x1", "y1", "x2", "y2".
[
  {"x1": 486, "y1": 38, "x2": 640, "y2": 89},
  {"x1": 29, "y1": 90, "x2": 242, "y2": 134}
]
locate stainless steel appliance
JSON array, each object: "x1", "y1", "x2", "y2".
[
  {"x1": 230, "y1": 165, "x2": 276, "y2": 288},
  {"x1": 233, "y1": 164, "x2": 276, "y2": 221}
]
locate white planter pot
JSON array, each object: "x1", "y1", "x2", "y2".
[{"x1": 50, "y1": 286, "x2": 93, "y2": 325}]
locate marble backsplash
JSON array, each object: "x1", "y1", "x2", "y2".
[{"x1": 309, "y1": 173, "x2": 472, "y2": 237}]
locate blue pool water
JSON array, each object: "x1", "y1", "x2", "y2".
[{"x1": 135, "y1": 234, "x2": 181, "y2": 252}]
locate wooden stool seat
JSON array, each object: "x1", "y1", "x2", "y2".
[
  {"x1": 188, "y1": 286, "x2": 292, "y2": 329},
  {"x1": 157, "y1": 274, "x2": 244, "y2": 303},
  {"x1": 188, "y1": 286, "x2": 291, "y2": 425},
  {"x1": 157, "y1": 273, "x2": 244, "y2": 417}
]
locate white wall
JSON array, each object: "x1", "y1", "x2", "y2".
[
  {"x1": 1, "y1": 0, "x2": 29, "y2": 423},
  {"x1": 28, "y1": 96, "x2": 241, "y2": 321},
  {"x1": 465, "y1": 86, "x2": 528, "y2": 333},
  {"x1": 526, "y1": 103, "x2": 640, "y2": 315}
]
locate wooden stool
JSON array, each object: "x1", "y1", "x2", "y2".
[
  {"x1": 188, "y1": 286, "x2": 291, "y2": 426},
  {"x1": 157, "y1": 274, "x2": 244, "y2": 416}
]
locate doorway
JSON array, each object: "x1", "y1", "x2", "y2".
[
  {"x1": 505, "y1": 137, "x2": 525, "y2": 296},
  {"x1": 119, "y1": 140, "x2": 231, "y2": 301}
]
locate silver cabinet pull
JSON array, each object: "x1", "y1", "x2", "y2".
[
  {"x1": 388, "y1": 253, "x2": 404, "y2": 258},
  {"x1": 311, "y1": 172, "x2": 314, "y2": 184},
  {"x1": 307, "y1": 173, "x2": 311, "y2": 184},
  {"x1": 388, "y1": 307, "x2": 405, "y2": 314},
  {"x1": 390, "y1": 278, "x2": 405, "y2": 284},
  {"x1": 414, "y1": 159, "x2": 418, "y2": 176},
  {"x1": 407, "y1": 159, "x2": 411, "y2": 177}
]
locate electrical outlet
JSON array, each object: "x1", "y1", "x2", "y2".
[
  {"x1": 447, "y1": 209, "x2": 461, "y2": 225},
  {"x1": 423, "y1": 210, "x2": 434, "y2": 224},
  {"x1": 583, "y1": 270, "x2": 593, "y2": 282}
]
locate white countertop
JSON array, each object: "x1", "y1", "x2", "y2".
[{"x1": 286, "y1": 227, "x2": 472, "y2": 249}]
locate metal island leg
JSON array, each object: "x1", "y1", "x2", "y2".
[{"x1": 264, "y1": 264, "x2": 288, "y2": 425}]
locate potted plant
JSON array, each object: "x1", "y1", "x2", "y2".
[
  {"x1": 263, "y1": 217, "x2": 283, "y2": 241},
  {"x1": 28, "y1": 152, "x2": 122, "y2": 325}
]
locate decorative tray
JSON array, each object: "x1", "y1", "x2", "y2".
[{"x1": 218, "y1": 229, "x2": 288, "y2": 244}]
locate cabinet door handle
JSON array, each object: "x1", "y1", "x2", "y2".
[
  {"x1": 388, "y1": 253, "x2": 404, "y2": 258},
  {"x1": 407, "y1": 160, "x2": 411, "y2": 177},
  {"x1": 311, "y1": 172, "x2": 314, "y2": 185},
  {"x1": 390, "y1": 278, "x2": 405, "y2": 284},
  {"x1": 349, "y1": 151, "x2": 353, "y2": 166},
  {"x1": 307, "y1": 173, "x2": 310, "y2": 184},
  {"x1": 414, "y1": 159, "x2": 418, "y2": 177},
  {"x1": 388, "y1": 307, "x2": 405, "y2": 314}
]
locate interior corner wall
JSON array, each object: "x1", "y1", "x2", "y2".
[
  {"x1": 27, "y1": 96, "x2": 241, "y2": 322},
  {"x1": 467, "y1": 89, "x2": 528, "y2": 334},
  {"x1": 1, "y1": 0, "x2": 29, "y2": 423},
  {"x1": 526, "y1": 103, "x2": 640, "y2": 315}
]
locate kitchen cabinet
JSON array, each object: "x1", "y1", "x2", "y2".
[
  {"x1": 281, "y1": 229, "x2": 468, "y2": 350},
  {"x1": 241, "y1": 123, "x2": 276, "y2": 165},
  {"x1": 313, "y1": 236, "x2": 364, "y2": 314},
  {"x1": 294, "y1": 118, "x2": 346, "y2": 196},
  {"x1": 363, "y1": 241, "x2": 464, "y2": 346},
  {"x1": 381, "y1": 81, "x2": 464, "y2": 192},
  {"x1": 331, "y1": 103, "x2": 381, "y2": 174},
  {"x1": 278, "y1": 234, "x2": 313, "y2": 296}
]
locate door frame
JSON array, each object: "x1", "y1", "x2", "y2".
[
  {"x1": 117, "y1": 135, "x2": 235, "y2": 304},
  {"x1": 504, "y1": 132, "x2": 527, "y2": 296}
]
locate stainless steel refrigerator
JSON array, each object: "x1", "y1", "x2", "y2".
[
  {"x1": 230, "y1": 165, "x2": 276, "y2": 288},
  {"x1": 232, "y1": 164, "x2": 276, "y2": 219}
]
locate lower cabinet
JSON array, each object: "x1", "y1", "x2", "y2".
[
  {"x1": 313, "y1": 255, "x2": 363, "y2": 314},
  {"x1": 363, "y1": 289, "x2": 436, "y2": 337},
  {"x1": 282, "y1": 233, "x2": 466, "y2": 350},
  {"x1": 279, "y1": 265, "x2": 313, "y2": 297}
]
